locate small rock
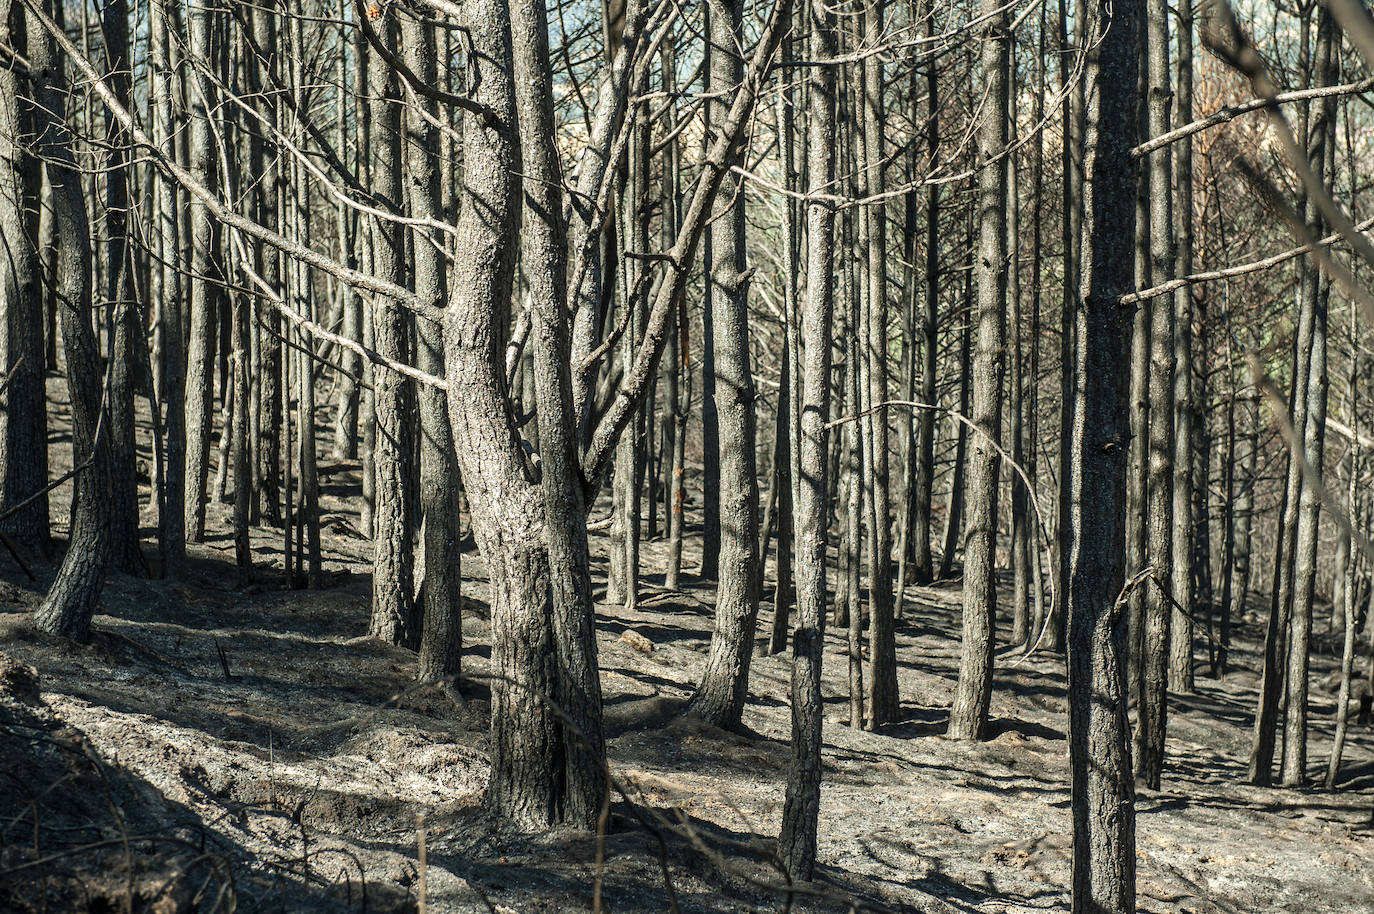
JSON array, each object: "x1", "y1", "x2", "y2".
[{"x1": 619, "y1": 629, "x2": 655, "y2": 653}]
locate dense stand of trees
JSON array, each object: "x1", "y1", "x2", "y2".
[{"x1": 2, "y1": 0, "x2": 1373, "y2": 904}]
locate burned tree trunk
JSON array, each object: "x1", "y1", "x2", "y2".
[
  {"x1": 779, "y1": 0, "x2": 836, "y2": 876},
  {"x1": 949, "y1": 0, "x2": 1008, "y2": 742},
  {"x1": 1066, "y1": 0, "x2": 1140, "y2": 908},
  {"x1": 364, "y1": 8, "x2": 416, "y2": 646},
  {"x1": 0, "y1": 0, "x2": 48, "y2": 557},
  {"x1": 26, "y1": 0, "x2": 112, "y2": 641},
  {"x1": 688, "y1": 0, "x2": 761, "y2": 731}
]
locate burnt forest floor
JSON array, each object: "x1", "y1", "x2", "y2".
[{"x1": 0, "y1": 375, "x2": 1371, "y2": 913}]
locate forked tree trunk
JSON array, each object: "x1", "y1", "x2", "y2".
[{"x1": 509, "y1": 0, "x2": 607, "y2": 826}]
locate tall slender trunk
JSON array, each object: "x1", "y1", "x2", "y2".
[
  {"x1": 662, "y1": 41, "x2": 687, "y2": 589},
  {"x1": 1325, "y1": 117, "x2": 1361, "y2": 789},
  {"x1": 1126, "y1": 57, "x2": 1151, "y2": 706},
  {"x1": 660, "y1": 41, "x2": 684, "y2": 588},
  {"x1": 1283, "y1": 10, "x2": 1338, "y2": 788},
  {"x1": 688, "y1": 0, "x2": 761, "y2": 730},
  {"x1": 949, "y1": 0, "x2": 1008, "y2": 742},
  {"x1": 1008, "y1": 34, "x2": 1029, "y2": 647},
  {"x1": 103, "y1": 0, "x2": 141, "y2": 573},
  {"x1": 1135, "y1": 0, "x2": 1176, "y2": 790},
  {"x1": 767, "y1": 73, "x2": 797, "y2": 655},
  {"x1": 26, "y1": 0, "x2": 112, "y2": 641},
  {"x1": 405, "y1": 15, "x2": 462, "y2": 683},
  {"x1": 1169, "y1": 0, "x2": 1196, "y2": 694},
  {"x1": 184, "y1": 0, "x2": 220, "y2": 545},
  {"x1": 779, "y1": 0, "x2": 836, "y2": 875},
  {"x1": 938, "y1": 263, "x2": 973, "y2": 580},
  {"x1": 0, "y1": 0, "x2": 48, "y2": 557},
  {"x1": 911, "y1": 0, "x2": 938, "y2": 587},
  {"x1": 860, "y1": 0, "x2": 897, "y2": 728},
  {"x1": 1249, "y1": 7, "x2": 1318, "y2": 787},
  {"x1": 1027, "y1": 0, "x2": 1047, "y2": 640},
  {"x1": 252, "y1": 2, "x2": 282, "y2": 531},
  {"x1": 333, "y1": 1, "x2": 361, "y2": 460},
  {"x1": 1067, "y1": 0, "x2": 1140, "y2": 907},
  {"x1": 698, "y1": 6, "x2": 720, "y2": 581},
  {"x1": 607, "y1": 84, "x2": 648, "y2": 611},
  {"x1": 845, "y1": 333, "x2": 865, "y2": 728},
  {"x1": 364, "y1": 10, "x2": 416, "y2": 645},
  {"x1": 1051, "y1": 0, "x2": 1083, "y2": 654},
  {"x1": 286, "y1": 10, "x2": 320, "y2": 587},
  {"x1": 152, "y1": 0, "x2": 186, "y2": 577},
  {"x1": 1224, "y1": 346, "x2": 1257, "y2": 676}
]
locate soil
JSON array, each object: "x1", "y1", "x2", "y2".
[{"x1": 1, "y1": 379, "x2": 1371, "y2": 913}]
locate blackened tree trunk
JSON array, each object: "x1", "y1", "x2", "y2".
[
  {"x1": 779, "y1": 0, "x2": 836, "y2": 875},
  {"x1": 103, "y1": 0, "x2": 141, "y2": 573},
  {"x1": 1067, "y1": 0, "x2": 1140, "y2": 907},
  {"x1": 910, "y1": 0, "x2": 939, "y2": 588},
  {"x1": 1126, "y1": 64, "x2": 1151, "y2": 704},
  {"x1": 1008, "y1": 35, "x2": 1029, "y2": 647},
  {"x1": 688, "y1": 0, "x2": 761, "y2": 731},
  {"x1": 698, "y1": 9, "x2": 721, "y2": 582},
  {"x1": 332, "y1": 4, "x2": 361, "y2": 461},
  {"x1": 767, "y1": 74, "x2": 797, "y2": 655},
  {"x1": 1223, "y1": 347, "x2": 1256, "y2": 676},
  {"x1": 152, "y1": 0, "x2": 186, "y2": 578},
  {"x1": 845, "y1": 325, "x2": 864, "y2": 728},
  {"x1": 250, "y1": 1, "x2": 283, "y2": 531},
  {"x1": 0, "y1": 0, "x2": 48, "y2": 557},
  {"x1": 1051, "y1": 0, "x2": 1081, "y2": 655},
  {"x1": 938, "y1": 284, "x2": 972, "y2": 580},
  {"x1": 949, "y1": 0, "x2": 1008, "y2": 742},
  {"x1": 861, "y1": 0, "x2": 896, "y2": 728},
  {"x1": 26, "y1": 0, "x2": 112, "y2": 641}
]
